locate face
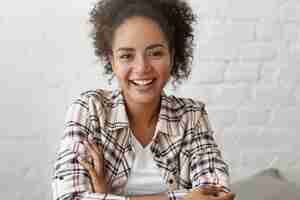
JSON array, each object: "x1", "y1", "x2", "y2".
[{"x1": 110, "y1": 16, "x2": 173, "y2": 105}]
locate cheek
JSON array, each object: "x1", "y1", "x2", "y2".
[
  {"x1": 112, "y1": 63, "x2": 130, "y2": 79},
  {"x1": 153, "y1": 60, "x2": 172, "y2": 76}
]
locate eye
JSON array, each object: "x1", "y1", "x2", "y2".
[
  {"x1": 119, "y1": 54, "x2": 133, "y2": 60},
  {"x1": 148, "y1": 50, "x2": 164, "y2": 58}
]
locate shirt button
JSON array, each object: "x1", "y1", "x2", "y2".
[{"x1": 168, "y1": 178, "x2": 174, "y2": 184}]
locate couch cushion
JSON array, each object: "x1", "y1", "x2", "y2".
[
  {"x1": 281, "y1": 168, "x2": 300, "y2": 189},
  {"x1": 231, "y1": 168, "x2": 300, "y2": 200}
]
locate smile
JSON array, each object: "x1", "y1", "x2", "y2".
[{"x1": 130, "y1": 79, "x2": 154, "y2": 86}]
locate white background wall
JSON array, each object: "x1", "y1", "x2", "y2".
[{"x1": 1, "y1": 0, "x2": 300, "y2": 199}]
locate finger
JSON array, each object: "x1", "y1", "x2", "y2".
[
  {"x1": 197, "y1": 186, "x2": 221, "y2": 196},
  {"x1": 78, "y1": 157, "x2": 102, "y2": 192},
  {"x1": 213, "y1": 192, "x2": 236, "y2": 200},
  {"x1": 91, "y1": 142, "x2": 105, "y2": 174},
  {"x1": 84, "y1": 140, "x2": 101, "y2": 162},
  {"x1": 84, "y1": 140, "x2": 104, "y2": 175},
  {"x1": 88, "y1": 141, "x2": 102, "y2": 154},
  {"x1": 78, "y1": 157, "x2": 95, "y2": 174}
]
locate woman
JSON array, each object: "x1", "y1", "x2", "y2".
[{"x1": 52, "y1": 0, "x2": 235, "y2": 200}]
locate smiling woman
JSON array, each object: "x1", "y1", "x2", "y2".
[
  {"x1": 110, "y1": 16, "x2": 172, "y2": 116},
  {"x1": 51, "y1": 1, "x2": 235, "y2": 200}
]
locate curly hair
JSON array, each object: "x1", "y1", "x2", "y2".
[{"x1": 89, "y1": 0, "x2": 196, "y2": 85}]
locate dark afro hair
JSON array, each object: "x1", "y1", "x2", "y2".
[{"x1": 89, "y1": 0, "x2": 196, "y2": 85}]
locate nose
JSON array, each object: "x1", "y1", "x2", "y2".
[{"x1": 132, "y1": 54, "x2": 151, "y2": 74}]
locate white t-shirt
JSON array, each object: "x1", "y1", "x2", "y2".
[{"x1": 123, "y1": 134, "x2": 169, "y2": 196}]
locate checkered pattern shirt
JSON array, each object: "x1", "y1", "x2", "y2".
[{"x1": 52, "y1": 89, "x2": 230, "y2": 200}]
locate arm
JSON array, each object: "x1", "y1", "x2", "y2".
[
  {"x1": 52, "y1": 95, "x2": 128, "y2": 200},
  {"x1": 165, "y1": 105, "x2": 231, "y2": 200},
  {"x1": 190, "y1": 106, "x2": 230, "y2": 191},
  {"x1": 52, "y1": 95, "x2": 169, "y2": 200},
  {"x1": 78, "y1": 105, "x2": 233, "y2": 200},
  {"x1": 53, "y1": 140, "x2": 168, "y2": 200},
  {"x1": 52, "y1": 96, "x2": 230, "y2": 200}
]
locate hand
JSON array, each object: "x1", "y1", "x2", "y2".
[
  {"x1": 77, "y1": 138, "x2": 109, "y2": 193},
  {"x1": 183, "y1": 186, "x2": 235, "y2": 200}
]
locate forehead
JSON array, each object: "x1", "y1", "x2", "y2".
[{"x1": 111, "y1": 16, "x2": 169, "y2": 50}]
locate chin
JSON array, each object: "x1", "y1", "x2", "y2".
[
  {"x1": 130, "y1": 93, "x2": 159, "y2": 104},
  {"x1": 123, "y1": 89, "x2": 160, "y2": 105}
]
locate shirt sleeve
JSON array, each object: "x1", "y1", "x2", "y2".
[
  {"x1": 190, "y1": 105, "x2": 230, "y2": 190},
  {"x1": 51, "y1": 94, "x2": 129, "y2": 200},
  {"x1": 167, "y1": 104, "x2": 231, "y2": 200}
]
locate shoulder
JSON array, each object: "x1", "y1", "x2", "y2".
[
  {"x1": 66, "y1": 88, "x2": 122, "y2": 131},
  {"x1": 162, "y1": 94, "x2": 206, "y2": 114},
  {"x1": 79, "y1": 88, "x2": 115, "y2": 103},
  {"x1": 66, "y1": 88, "x2": 118, "y2": 120},
  {"x1": 160, "y1": 94, "x2": 212, "y2": 136},
  {"x1": 161, "y1": 94, "x2": 209, "y2": 130},
  {"x1": 72, "y1": 88, "x2": 122, "y2": 108}
]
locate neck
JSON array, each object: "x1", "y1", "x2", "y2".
[{"x1": 125, "y1": 97, "x2": 161, "y2": 128}]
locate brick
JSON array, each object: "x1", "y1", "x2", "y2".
[
  {"x1": 255, "y1": 22, "x2": 282, "y2": 42},
  {"x1": 259, "y1": 60, "x2": 281, "y2": 83},
  {"x1": 260, "y1": 128, "x2": 300, "y2": 152},
  {"x1": 196, "y1": 19, "x2": 255, "y2": 42},
  {"x1": 209, "y1": 109, "x2": 238, "y2": 128},
  {"x1": 236, "y1": 43, "x2": 278, "y2": 61},
  {"x1": 0, "y1": 139, "x2": 46, "y2": 166},
  {"x1": 225, "y1": 62, "x2": 260, "y2": 82},
  {"x1": 214, "y1": 84, "x2": 252, "y2": 107},
  {"x1": 175, "y1": 84, "x2": 218, "y2": 105},
  {"x1": 190, "y1": 62, "x2": 226, "y2": 83},
  {"x1": 271, "y1": 107, "x2": 300, "y2": 129},
  {"x1": 225, "y1": 0, "x2": 280, "y2": 20},
  {"x1": 294, "y1": 84, "x2": 300, "y2": 102},
  {"x1": 191, "y1": 0, "x2": 232, "y2": 17},
  {"x1": 197, "y1": 40, "x2": 239, "y2": 60},
  {"x1": 279, "y1": 0, "x2": 300, "y2": 21},
  {"x1": 222, "y1": 127, "x2": 299, "y2": 168},
  {"x1": 193, "y1": 0, "x2": 279, "y2": 20},
  {"x1": 279, "y1": 64, "x2": 300, "y2": 87},
  {"x1": 0, "y1": 1, "x2": 92, "y2": 17},
  {"x1": 197, "y1": 41, "x2": 277, "y2": 61},
  {"x1": 0, "y1": 17, "x2": 42, "y2": 42},
  {"x1": 249, "y1": 84, "x2": 297, "y2": 108},
  {"x1": 237, "y1": 109, "x2": 271, "y2": 126},
  {"x1": 0, "y1": 165, "x2": 48, "y2": 200},
  {"x1": 280, "y1": 23, "x2": 300, "y2": 43},
  {"x1": 222, "y1": 126, "x2": 262, "y2": 153}
]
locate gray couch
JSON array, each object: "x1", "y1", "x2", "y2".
[{"x1": 231, "y1": 168, "x2": 300, "y2": 200}]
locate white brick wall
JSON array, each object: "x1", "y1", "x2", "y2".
[{"x1": 1, "y1": 0, "x2": 300, "y2": 199}]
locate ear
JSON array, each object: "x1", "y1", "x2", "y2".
[
  {"x1": 107, "y1": 53, "x2": 114, "y2": 66},
  {"x1": 107, "y1": 52, "x2": 115, "y2": 72}
]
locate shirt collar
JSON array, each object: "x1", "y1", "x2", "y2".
[
  {"x1": 155, "y1": 93, "x2": 174, "y2": 136},
  {"x1": 107, "y1": 89, "x2": 130, "y2": 130},
  {"x1": 108, "y1": 89, "x2": 175, "y2": 136}
]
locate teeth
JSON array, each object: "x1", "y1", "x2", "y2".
[{"x1": 132, "y1": 79, "x2": 153, "y2": 85}]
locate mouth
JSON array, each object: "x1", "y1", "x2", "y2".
[{"x1": 129, "y1": 79, "x2": 155, "y2": 86}]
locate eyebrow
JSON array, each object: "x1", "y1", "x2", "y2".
[
  {"x1": 116, "y1": 44, "x2": 166, "y2": 52},
  {"x1": 116, "y1": 47, "x2": 135, "y2": 52},
  {"x1": 146, "y1": 44, "x2": 166, "y2": 50}
]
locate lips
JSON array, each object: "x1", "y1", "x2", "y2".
[{"x1": 130, "y1": 79, "x2": 155, "y2": 86}]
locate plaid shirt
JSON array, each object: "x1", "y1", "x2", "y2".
[{"x1": 52, "y1": 89, "x2": 230, "y2": 200}]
